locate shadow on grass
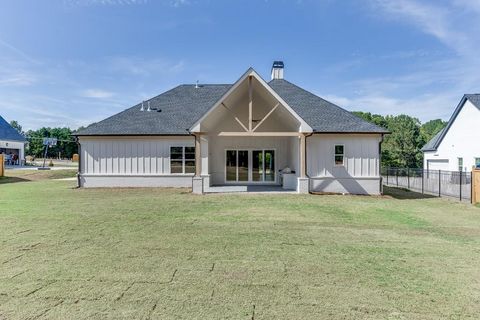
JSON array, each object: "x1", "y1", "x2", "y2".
[
  {"x1": 383, "y1": 186, "x2": 437, "y2": 200},
  {"x1": 0, "y1": 176, "x2": 30, "y2": 185}
]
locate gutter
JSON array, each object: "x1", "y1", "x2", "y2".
[{"x1": 75, "y1": 136, "x2": 81, "y2": 188}]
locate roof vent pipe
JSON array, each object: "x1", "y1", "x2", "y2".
[
  {"x1": 147, "y1": 101, "x2": 151, "y2": 112},
  {"x1": 195, "y1": 80, "x2": 199, "y2": 89},
  {"x1": 271, "y1": 61, "x2": 284, "y2": 80},
  {"x1": 140, "y1": 101, "x2": 145, "y2": 111}
]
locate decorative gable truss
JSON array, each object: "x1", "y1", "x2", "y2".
[{"x1": 189, "y1": 68, "x2": 312, "y2": 136}]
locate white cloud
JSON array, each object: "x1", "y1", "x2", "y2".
[
  {"x1": 329, "y1": 0, "x2": 480, "y2": 121},
  {"x1": 108, "y1": 56, "x2": 186, "y2": 76},
  {"x1": 64, "y1": 0, "x2": 148, "y2": 7},
  {"x1": 0, "y1": 71, "x2": 37, "y2": 86},
  {"x1": 64, "y1": 0, "x2": 190, "y2": 7},
  {"x1": 81, "y1": 89, "x2": 115, "y2": 98},
  {"x1": 171, "y1": 0, "x2": 189, "y2": 7}
]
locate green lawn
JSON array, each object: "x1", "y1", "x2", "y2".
[{"x1": 1, "y1": 173, "x2": 480, "y2": 319}]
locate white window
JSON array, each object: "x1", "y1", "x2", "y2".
[
  {"x1": 334, "y1": 145, "x2": 344, "y2": 166},
  {"x1": 170, "y1": 146, "x2": 195, "y2": 174},
  {"x1": 458, "y1": 157, "x2": 463, "y2": 172}
]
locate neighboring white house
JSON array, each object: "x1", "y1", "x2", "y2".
[
  {"x1": 0, "y1": 115, "x2": 26, "y2": 165},
  {"x1": 75, "y1": 62, "x2": 388, "y2": 194},
  {"x1": 422, "y1": 94, "x2": 480, "y2": 172}
]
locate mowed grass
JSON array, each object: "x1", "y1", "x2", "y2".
[{"x1": 0, "y1": 175, "x2": 480, "y2": 319}]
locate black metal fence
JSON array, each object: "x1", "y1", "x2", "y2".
[{"x1": 382, "y1": 167, "x2": 471, "y2": 202}]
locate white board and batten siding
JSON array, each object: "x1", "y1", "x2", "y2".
[
  {"x1": 423, "y1": 99, "x2": 480, "y2": 172},
  {"x1": 307, "y1": 134, "x2": 382, "y2": 195},
  {"x1": 79, "y1": 136, "x2": 195, "y2": 188}
]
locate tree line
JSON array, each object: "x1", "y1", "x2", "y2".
[
  {"x1": 352, "y1": 112, "x2": 447, "y2": 168},
  {"x1": 10, "y1": 115, "x2": 446, "y2": 167},
  {"x1": 10, "y1": 121, "x2": 79, "y2": 159}
]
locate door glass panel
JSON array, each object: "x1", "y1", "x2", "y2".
[
  {"x1": 252, "y1": 150, "x2": 263, "y2": 181},
  {"x1": 264, "y1": 150, "x2": 275, "y2": 181},
  {"x1": 226, "y1": 150, "x2": 237, "y2": 181},
  {"x1": 238, "y1": 150, "x2": 249, "y2": 181}
]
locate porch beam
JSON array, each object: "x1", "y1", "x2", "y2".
[
  {"x1": 195, "y1": 134, "x2": 201, "y2": 177},
  {"x1": 218, "y1": 132, "x2": 301, "y2": 137},
  {"x1": 252, "y1": 103, "x2": 279, "y2": 132},
  {"x1": 248, "y1": 75, "x2": 253, "y2": 132},
  {"x1": 221, "y1": 102, "x2": 248, "y2": 132}
]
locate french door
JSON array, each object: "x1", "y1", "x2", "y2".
[
  {"x1": 226, "y1": 150, "x2": 249, "y2": 182},
  {"x1": 225, "y1": 149, "x2": 275, "y2": 183}
]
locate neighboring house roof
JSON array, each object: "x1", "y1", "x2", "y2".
[
  {"x1": 421, "y1": 94, "x2": 480, "y2": 152},
  {"x1": 0, "y1": 115, "x2": 25, "y2": 142},
  {"x1": 75, "y1": 71, "x2": 388, "y2": 136},
  {"x1": 421, "y1": 128, "x2": 445, "y2": 152}
]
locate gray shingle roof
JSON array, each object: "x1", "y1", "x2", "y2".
[
  {"x1": 75, "y1": 84, "x2": 231, "y2": 135},
  {"x1": 75, "y1": 78, "x2": 388, "y2": 136},
  {"x1": 268, "y1": 79, "x2": 388, "y2": 133},
  {"x1": 421, "y1": 128, "x2": 445, "y2": 152},
  {"x1": 465, "y1": 93, "x2": 480, "y2": 109},
  {"x1": 421, "y1": 94, "x2": 480, "y2": 152},
  {"x1": 0, "y1": 115, "x2": 25, "y2": 142}
]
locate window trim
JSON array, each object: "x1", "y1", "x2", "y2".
[
  {"x1": 170, "y1": 146, "x2": 195, "y2": 175},
  {"x1": 334, "y1": 144, "x2": 345, "y2": 167}
]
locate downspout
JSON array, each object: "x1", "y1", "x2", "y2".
[
  {"x1": 75, "y1": 136, "x2": 81, "y2": 188},
  {"x1": 304, "y1": 132, "x2": 314, "y2": 179},
  {"x1": 379, "y1": 134, "x2": 384, "y2": 195}
]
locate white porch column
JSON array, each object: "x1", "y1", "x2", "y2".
[
  {"x1": 195, "y1": 134, "x2": 201, "y2": 177},
  {"x1": 201, "y1": 135, "x2": 210, "y2": 191},
  {"x1": 201, "y1": 135, "x2": 209, "y2": 176},
  {"x1": 192, "y1": 134, "x2": 203, "y2": 194},
  {"x1": 300, "y1": 134, "x2": 306, "y2": 178},
  {"x1": 298, "y1": 133, "x2": 309, "y2": 193}
]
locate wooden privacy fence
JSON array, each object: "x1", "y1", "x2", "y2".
[
  {"x1": 0, "y1": 154, "x2": 4, "y2": 177},
  {"x1": 472, "y1": 167, "x2": 480, "y2": 205},
  {"x1": 382, "y1": 167, "x2": 472, "y2": 202}
]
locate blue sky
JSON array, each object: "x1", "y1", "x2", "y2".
[{"x1": 0, "y1": 0, "x2": 479, "y2": 130}]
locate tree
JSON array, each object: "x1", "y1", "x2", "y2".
[
  {"x1": 420, "y1": 119, "x2": 447, "y2": 146},
  {"x1": 352, "y1": 111, "x2": 388, "y2": 128},
  {"x1": 25, "y1": 127, "x2": 77, "y2": 159},
  {"x1": 383, "y1": 115, "x2": 422, "y2": 168},
  {"x1": 353, "y1": 112, "x2": 424, "y2": 168},
  {"x1": 9, "y1": 120, "x2": 24, "y2": 135}
]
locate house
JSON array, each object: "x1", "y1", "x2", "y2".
[
  {"x1": 422, "y1": 94, "x2": 480, "y2": 172},
  {"x1": 74, "y1": 62, "x2": 388, "y2": 194},
  {"x1": 0, "y1": 115, "x2": 26, "y2": 165}
]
